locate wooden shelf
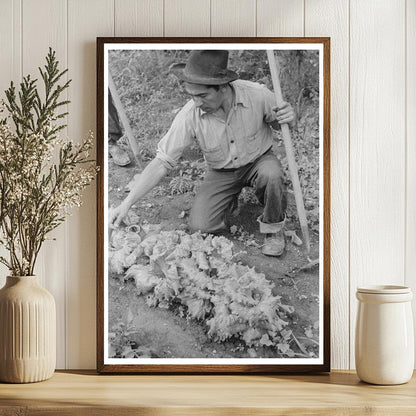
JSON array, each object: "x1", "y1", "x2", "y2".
[{"x1": 0, "y1": 370, "x2": 415, "y2": 415}]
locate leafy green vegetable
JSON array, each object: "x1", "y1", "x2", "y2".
[{"x1": 111, "y1": 226, "x2": 297, "y2": 356}]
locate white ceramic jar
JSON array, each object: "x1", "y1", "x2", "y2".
[{"x1": 355, "y1": 285, "x2": 414, "y2": 385}]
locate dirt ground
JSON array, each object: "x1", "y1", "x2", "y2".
[{"x1": 108, "y1": 155, "x2": 320, "y2": 359}]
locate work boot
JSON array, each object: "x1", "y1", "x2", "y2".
[
  {"x1": 257, "y1": 215, "x2": 286, "y2": 257},
  {"x1": 109, "y1": 139, "x2": 131, "y2": 166}
]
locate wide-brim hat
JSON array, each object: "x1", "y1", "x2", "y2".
[{"x1": 170, "y1": 50, "x2": 239, "y2": 85}]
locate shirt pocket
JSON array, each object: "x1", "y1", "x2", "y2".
[
  {"x1": 246, "y1": 133, "x2": 260, "y2": 154},
  {"x1": 202, "y1": 144, "x2": 225, "y2": 164}
]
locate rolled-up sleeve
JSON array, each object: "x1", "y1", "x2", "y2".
[
  {"x1": 155, "y1": 100, "x2": 195, "y2": 170},
  {"x1": 261, "y1": 86, "x2": 279, "y2": 124}
]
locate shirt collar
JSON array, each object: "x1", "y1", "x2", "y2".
[
  {"x1": 198, "y1": 107, "x2": 208, "y2": 116},
  {"x1": 231, "y1": 81, "x2": 249, "y2": 108},
  {"x1": 196, "y1": 81, "x2": 249, "y2": 117}
]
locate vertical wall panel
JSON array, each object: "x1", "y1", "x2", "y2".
[
  {"x1": 0, "y1": 0, "x2": 21, "y2": 287},
  {"x1": 0, "y1": 0, "x2": 21, "y2": 100},
  {"x1": 164, "y1": 0, "x2": 210, "y2": 36},
  {"x1": 211, "y1": 0, "x2": 256, "y2": 37},
  {"x1": 115, "y1": 0, "x2": 163, "y2": 37},
  {"x1": 67, "y1": 0, "x2": 113, "y2": 369},
  {"x1": 305, "y1": 0, "x2": 350, "y2": 370},
  {"x1": 22, "y1": 0, "x2": 68, "y2": 369},
  {"x1": 257, "y1": 0, "x2": 304, "y2": 37},
  {"x1": 350, "y1": 0, "x2": 406, "y2": 368},
  {"x1": 406, "y1": 0, "x2": 416, "y2": 363}
]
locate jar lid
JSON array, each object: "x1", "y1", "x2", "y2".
[{"x1": 357, "y1": 285, "x2": 411, "y2": 294}]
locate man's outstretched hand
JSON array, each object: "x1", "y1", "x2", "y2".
[{"x1": 109, "y1": 202, "x2": 130, "y2": 229}]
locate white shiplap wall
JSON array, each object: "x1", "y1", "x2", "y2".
[{"x1": 0, "y1": 0, "x2": 414, "y2": 370}]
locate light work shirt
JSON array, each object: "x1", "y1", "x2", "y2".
[{"x1": 156, "y1": 79, "x2": 278, "y2": 170}]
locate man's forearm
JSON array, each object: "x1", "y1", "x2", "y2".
[{"x1": 123, "y1": 157, "x2": 168, "y2": 209}]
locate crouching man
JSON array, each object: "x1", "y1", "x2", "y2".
[{"x1": 109, "y1": 50, "x2": 295, "y2": 256}]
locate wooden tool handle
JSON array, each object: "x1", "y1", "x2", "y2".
[
  {"x1": 108, "y1": 73, "x2": 143, "y2": 170},
  {"x1": 266, "y1": 50, "x2": 311, "y2": 253}
]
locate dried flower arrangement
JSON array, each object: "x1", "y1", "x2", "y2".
[{"x1": 0, "y1": 49, "x2": 96, "y2": 276}]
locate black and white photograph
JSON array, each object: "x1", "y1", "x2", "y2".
[{"x1": 97, "y1": 39, "x2": 330, "y2": 373}]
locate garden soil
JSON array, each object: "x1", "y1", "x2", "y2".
[{"x1": 108, "y1": 155, "x2": 320, "y2": 359}]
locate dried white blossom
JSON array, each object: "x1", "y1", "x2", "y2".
[{"x1": 0, "y1": 50, "x2": 97, "y2": 276}]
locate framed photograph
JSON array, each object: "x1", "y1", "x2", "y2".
[{"x1": 97, "y1": 37, "x2": 330, "y2": 373}]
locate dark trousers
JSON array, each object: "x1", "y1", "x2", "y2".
[
  {"x1": 189, "y1": 150, "x2": 287, "y2": 233},
  {"x1": 108, "y1": 90, "x2": 122, "y2": 141}
]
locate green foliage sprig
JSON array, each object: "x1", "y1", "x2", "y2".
[{"x1": 0, "y1": 48, "x2": 97, "y2": 276}]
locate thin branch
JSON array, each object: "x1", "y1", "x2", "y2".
[{"x1": 0, "y1": 49, "x2": 95, "y2": 276}]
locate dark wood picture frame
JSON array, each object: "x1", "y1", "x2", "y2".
[{"x1": 97, "y1": 37, "x2": 330, "y2": 374}]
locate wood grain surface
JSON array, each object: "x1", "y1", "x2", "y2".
[
  {"x1": 0, "y1": 0, "x2": 414, "y2": 371},
  {"x1": 22, "y1": 0, "x2": 68, "y2": 369},
  {"x1": 349, "y1": 0, "x2": 406, "y2": 369},
  {"x1": 257, "y1": 0, "x2": 304, "y2": 37},
  {"x1": 305, "y1": 0, "x2": 349, "y2": 371},
  {"x1": 96, "y1": 36, "x2": 330, "y2": 374},
  {"x1": 211, "y1": 0, "x2": 256, "y2": 37},
  {"x1": 0, "y1": 371, "x2": 415, "y2": 415},
  {"x1": 67, "y1": 0, "x2": 114, "y2": 369},
  {"x1": 406, "y1": 0, "x2": 416, "y2": 349},
  {"x1": 164, "y1": 0, "x2": 210, "y2": 37},
  {"x1": 115, "y1": 0, "x2": 164, "y2": 37}
]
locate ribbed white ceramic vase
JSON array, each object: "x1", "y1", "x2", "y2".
[
  {"x1": 0, "y1": 276, "x2": 56, "y2": 383},
  {"x1": 355, "y1": 285, "x2": 414, "y2": 385}
]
